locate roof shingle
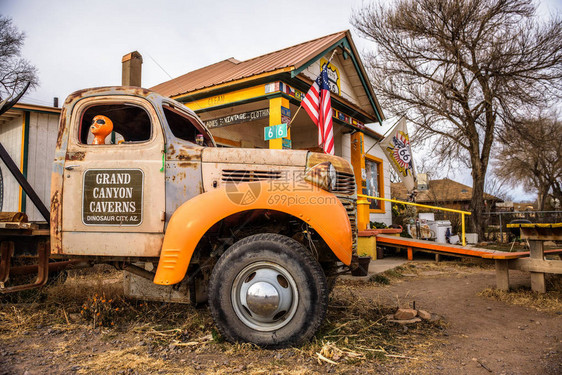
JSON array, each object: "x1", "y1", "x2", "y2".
[{"x1": 150, "y1": 31, "x2": 348, "y2": 97}]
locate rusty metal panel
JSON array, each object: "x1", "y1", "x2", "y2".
[
  {"x1": 201, "y1": 163, "x2": 303, "y2": 193},
  {"x1": 202, "y1": 147, "x2": 308, "y2": 166},
  {"x1": 59, "y1": 93, "x2": 166, "y2": 257},
  {"x1": 165, "y1": 160, "x2": 202, "y2": 225},
  {"x1": 62, "y1": 232, "x2": 163, "y2": 257}
]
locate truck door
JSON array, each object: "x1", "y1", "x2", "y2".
[{"x1": 61, "y1": 96, "x2": 165, "y2": 257}]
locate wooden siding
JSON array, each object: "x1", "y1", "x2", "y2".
[
  {"x1": 0, "y1": 114, "x2": 23, "y2": 212},
  {"x1": 25, "y1": 112, "x2": 59, "y2": 221},
  {"x1": 302, "y1": 53, "x2": 362, "y2": 108}
]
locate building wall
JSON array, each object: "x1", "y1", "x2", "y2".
[
  {"x1": 211, "y1": 121, "x2": 269, "y2": 149},
  {"x1": 364, "y1": 134, "x2": 392, "y2": 226},
  {"x1": 302, "y1": 54, "x2": 360, "y2": 107},
  {"x1": 25, "y1": 112, "x2": 59, "y2": 221},
  {"x1": 341, "y1": 132, "x2": 392, "y2": 226},
  {"x1": 0, "y1": 114, "x2": 23, "y2": 212}
]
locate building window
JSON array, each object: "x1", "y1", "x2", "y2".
[{"x1": 365, "y1": 155, "x2": 385, "y2": 212}]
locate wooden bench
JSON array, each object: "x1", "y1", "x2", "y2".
[{"x1": 375, "y1": 232, "x2": 562, "y2": 293}]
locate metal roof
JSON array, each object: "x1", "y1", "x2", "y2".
[{"x1": 150, "y1": 31, "x2": 348, "y2": 98}]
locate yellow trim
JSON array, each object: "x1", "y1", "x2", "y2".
[
  {"x1": 172, "y1": 67, "x2": 295, "y2": 102},
  {"x1": 268, "y1": 96, "x2": 290, "y2": 149},
  {"x1": 507, "y1": 223, "x2": 562, "y2": 228},
  {"x1": 365, "y1": 154, "x2": 385, "y2": 213},
  {"x1": 18, "y1": 115, "x2": 25, "y2": 210},
  {"x1": 182, "y1": 84, "x2": 269, "y2": 111},
  {"x1": 358, "y1": 194, "x2": 471, "y2": 246}
]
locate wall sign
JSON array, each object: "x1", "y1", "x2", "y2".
[
  {"x1": 264, "y1": 123, "x2": 288, "y2": 140},
  {"x1": 82, "y1": 169, "x2": 143, "y2": 226},
  {"x1": 320, "y1": 58, "x2": 341, "y2": 95},
  {"x1": 205, "y1": 108, "x2": 269, "y2": 129}
]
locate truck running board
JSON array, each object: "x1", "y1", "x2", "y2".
[{"x1": 0, "y1": 240, "x2": 50, "y2": 293}]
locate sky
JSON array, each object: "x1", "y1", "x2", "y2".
[{"x1": 3, "y1": 0, "x2": 561, "y2": 202}]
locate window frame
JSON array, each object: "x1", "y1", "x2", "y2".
[
  {"x1": 161, "y1": 101, "x2": 216, "y2": 147},
  {"x1": 364, "y1": 154, "x2": 385, "y2": 213},
  {"x1": 74, "y1": 97, "x2": 157, "y2": 147}
]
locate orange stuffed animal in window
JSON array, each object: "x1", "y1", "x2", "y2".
[{"x1": 90, "y1": 115, "x2": 113, "y2": 145}]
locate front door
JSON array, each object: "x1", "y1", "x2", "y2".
[{"x1": 61, "y1": 95, "x2": 165, "y2": 257}]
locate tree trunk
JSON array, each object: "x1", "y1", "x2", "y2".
[
  {"x1": 537, "y1": 185, "x2": 549, "y2": 212},
  {"x1": 470, "y1": 165, "x2": 487, "y2": 241}
]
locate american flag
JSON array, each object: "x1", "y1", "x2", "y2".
[{"x1": 302, "y1": 65, "x2": 334, "y2": 155}]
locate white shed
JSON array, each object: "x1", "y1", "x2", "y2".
[{"x1": 0, "y1": 103, "x2": 60, "y2": 222}]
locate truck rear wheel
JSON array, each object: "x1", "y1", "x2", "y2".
[{"x1": 208, "y1": 233, "x2": 328, "y2": 347}]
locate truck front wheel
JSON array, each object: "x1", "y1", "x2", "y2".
[{"x1": 208, "y1": 233, "x2": 328, "y2": 347}]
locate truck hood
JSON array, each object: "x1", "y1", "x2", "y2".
[{"x1": 202, "y1": 148, "x2": 309, "y2": 167}]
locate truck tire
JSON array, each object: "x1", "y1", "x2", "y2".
[{"x1": 208, "y1": 233, "x2": 328, "y2": 347}]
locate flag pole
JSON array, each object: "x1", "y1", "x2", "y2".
[
  {"x1": 363, "y1": 114, "x2": 405, "y2": 155},
  {"x1": 288, "y1": 49, "x2": 339, "y2": 128}
]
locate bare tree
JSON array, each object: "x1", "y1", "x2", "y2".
[
  {"x1": 0, "y1": 16, "x2": 38, "y2": 105},
  {"x1": 484, "y1": 174, "x2": 513, "y2": 203},
  {"x1": 495, "y1": 113, "x2": 562, "y2": 211},
  {"x1": 352, "y1": 0, "x2": 562, "y2": 237}
]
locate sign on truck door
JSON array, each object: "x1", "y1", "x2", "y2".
[{"x1": 61, "y1": 96, "x2": 165, "y2": 257}]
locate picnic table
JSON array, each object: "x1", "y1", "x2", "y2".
[{"x1": 501, "y1": 223, "x2": 562, "y2": 293}]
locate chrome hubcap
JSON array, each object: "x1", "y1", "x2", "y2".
[
  {"x1": 232, "y1": 261, "x2": 298, "y2": 331},
  {"x1": 246, "y1": 281, "x2": 280, "y2": 316}
]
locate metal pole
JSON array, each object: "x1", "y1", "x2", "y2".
[
  {"x1": 462, "y1": 213, "x2": 466, "y2": 246},
  {"x1": 499, "y1": 213, "x2": 503, "y2": 243}
]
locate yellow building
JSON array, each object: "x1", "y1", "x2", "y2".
[{"x1": 151, "y1": 30, "x2": 392, "y2": 225}]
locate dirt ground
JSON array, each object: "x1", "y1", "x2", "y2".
[{"x1": 0, "y1": 260, "x2": 560, "y2": 375}]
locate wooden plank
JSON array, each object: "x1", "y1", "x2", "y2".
[
  {"x1": 495, "y1": 260, "x2": 510, "y2": 290},
  {"x1": 376, "y1": 234, "x2": 497, "y2": 258},
  {"x1": 529, "y1": 240, "x2": 546, "y2": 293},
  {"x1": 508, "y1": 258, "x2": 562, "y2": 274}
]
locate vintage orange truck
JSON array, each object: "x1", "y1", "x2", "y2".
[{"x1": 0, "y1": 86, "x2": 358, "y2": 347}]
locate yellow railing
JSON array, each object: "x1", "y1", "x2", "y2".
[{"x1": 357, "y1": 194, "x2": 472, "y2": 246}]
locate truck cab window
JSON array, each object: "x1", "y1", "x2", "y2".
[
  {"x1": 163, "y1": 105, "x2": 212, "y2": 146},
  {"x1": 79, "y1": 104, "x2": 152, "y2": 144}
]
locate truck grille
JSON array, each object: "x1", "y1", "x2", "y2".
[
  {"x1": 333, "y1": 171, "x2": 356, "y2": 195},
  {"x1": 337, "y1": 197, "x2": 358, "y2": 253},
  {"x1": 221, "y1": 170, "x2": 282, "y2": 183}
]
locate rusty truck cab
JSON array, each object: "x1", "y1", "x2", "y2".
[{"x1": 50, "y1": 87, "x2": 214, "y2": 258}]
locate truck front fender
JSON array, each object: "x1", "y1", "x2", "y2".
[{"x1": 154, "y1": 181, "x2": 352, "y2": 285}]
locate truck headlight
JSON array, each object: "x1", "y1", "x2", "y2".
[{"x1": 304, "y1": 161, "x2": 337, "y2": 192}]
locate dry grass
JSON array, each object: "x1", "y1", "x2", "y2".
[
  {"x1": 0, "y1": 265, "x2": 446, "y2": 373},
  {"x1": 76, "y1": 347, "x2": 195, "y2": 375},
  {"x1": 479, "y1": 274, "x2": 562, "y2": 313}
]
